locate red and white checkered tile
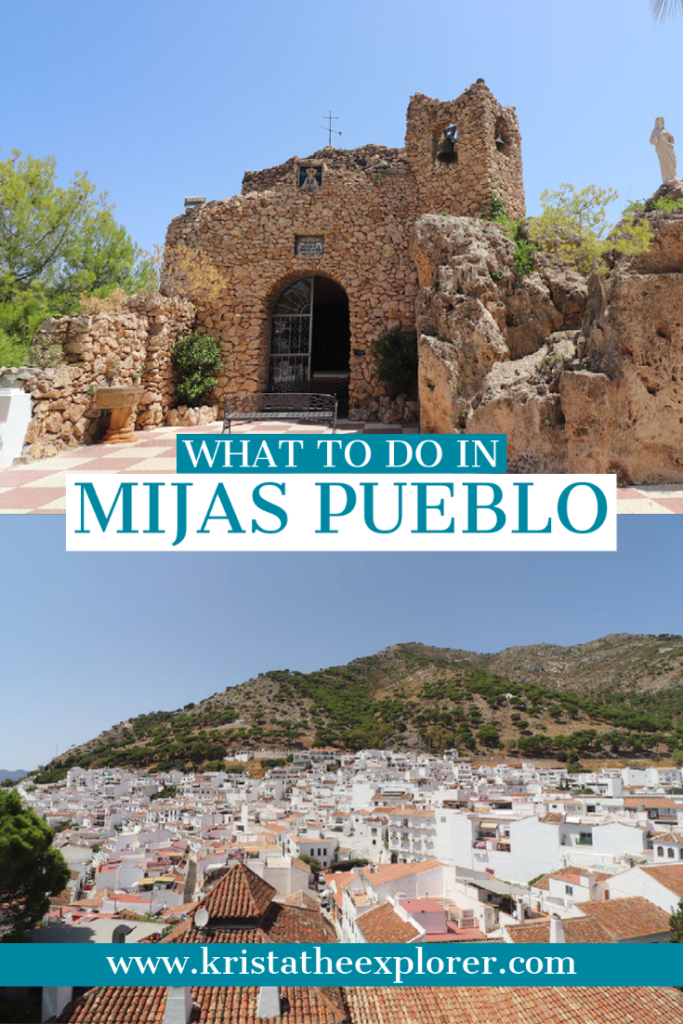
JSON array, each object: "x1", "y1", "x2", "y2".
[{"x1": 0, "y1": 420, "x2": 679, "y2": 514}]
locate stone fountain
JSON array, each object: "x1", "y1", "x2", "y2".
[{"x1": 96, "y1": 356, "x2": 144, "y2": 444}]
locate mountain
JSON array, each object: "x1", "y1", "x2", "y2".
[
  {"x1": 33, "y1": 634, "x2": 683, "y2": 782},
  {"x1": 0, "y1": 770, "x2": 27, "y2": 782}
]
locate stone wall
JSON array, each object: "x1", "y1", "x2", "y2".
[
  {"x1": 0, "y1": 292, "x2": 195, "y2": 460},
  {"x1": 163, "y1": 83, "x2": 524, "y2": 422}
]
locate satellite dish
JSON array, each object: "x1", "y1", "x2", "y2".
[{"x1": 194, "y1": 908, "x2": 209, "y2": 929}]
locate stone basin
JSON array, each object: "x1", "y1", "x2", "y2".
[
  {"x1": 95, "y1": 385, "x2": 145, "y2": 411},
  {"x1": 95, "y1": 385, "x2": 144, "y2": 444}
]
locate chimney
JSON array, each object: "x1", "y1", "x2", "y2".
[
  {"x1": 516, "y1": 897, "x2": 525, "y2": 924},
  {"x1": 162, "y1": 988, "x2": 193, "y2": 1023},
  {"x1": 549, "y1": 915, "x2": 565, "y2": 943},
  {"x1": 42, "y1": 988, "x2": 73, "y2": 1022},
  {"x1": 257, "y1": 987, "x2": 281, "y2": 1019}
]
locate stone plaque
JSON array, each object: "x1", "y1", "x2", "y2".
[{"x1": 295, "y1": 235, "x2": 325, "y2": 256}]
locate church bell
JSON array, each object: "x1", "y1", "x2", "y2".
[{"x1": 436, "y1": 131, "x2": 457, "y2": 163}]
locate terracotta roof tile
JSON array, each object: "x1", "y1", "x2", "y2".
[
  {"x1": 162, "y1": 901, "x2": 330, "y2": 945},
  {"x1": 624, "y1": 796, "x2": 680, "y2": 808},
  {"x1": 506, "y1": 916, "x2": 612, "y2": 943},
  {"x1": 345, "y1": 986, "x2": 683, "y2": 1023},
  {"x1": 356, "y1": 902, "x2": 420, "y2": 943},
  {"x1": 192, "y1": 985, "x2": 348, "y2": 1023},
  {"x1": 577, "y1": 896, "x2": 671, "y2": 940},
  {"x1": 54, "y1": 987, "x2": 167, "y2": 1023},
  {"x1": 640, "y1": 863, "x2": 683, "y2": 896},
  {"x1": 361, "y1": 860, "x2": 442, "y2": 886},
  {"x1": 51, "y1": 985, "x2": 683, "y2": 1023},
  {"x1": 278, "y1": 890, "x2": 320, "y2": 910},
  {"x1": 201, "y1": 861, "x2": 276, "y2": 920},
  {"x1": 651, "y1": 831, "x2": 683, "y2": 843}
]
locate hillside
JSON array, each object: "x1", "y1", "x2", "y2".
[{"x1": 34, "y1": 634, "x2": 683, "y2": 782}]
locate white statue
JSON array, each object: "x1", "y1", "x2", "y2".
[{"x1": 650, "y1": 117, "x2": 678, "y2": 182}]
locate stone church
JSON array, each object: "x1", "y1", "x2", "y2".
[{"x1": 163, "y1": 80, "x2": 525, "y2": 421}]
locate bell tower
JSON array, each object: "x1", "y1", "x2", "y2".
[{"x1": 405, "y1": 80, "x2": 525, "y2": 220}]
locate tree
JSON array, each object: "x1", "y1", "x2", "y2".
[
  {"x1": 0, "y1": 148, "x2": 152, "y2": 362},
  {"x1": 528, "y1": 184, "x2": 652, "y2": 276},
  {"x1": 670, "y1": 896, "x2": 683, "y2": 942},
  {"x1": 0, "y1": 150, "x2": 93, "y2": 292},
  {"x1": 0, "y1": 790, "x2": 70, "y2": 937},
  {"x1": 0, "y1": 149, "x2": 151, "y2": 300},
  {"x1": 47, "y1": 202, "x2": 155, "y2": 313},
  {"x1": 651, "y1": 0, "x2": 683, "y2": 18},
  {"x1": 299, "y1": 854, "x2": 323, "y2": 875}
]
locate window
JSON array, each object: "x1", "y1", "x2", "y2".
[
  {"x1": 657, "y1": 847, "x2": 664, "y2": 857},
  {"x1": 565, "y1": 885, "x2": 573, "y2": 896},
  {"x1": 668, "y1": 848, "x2": 675, "y2": 859}
]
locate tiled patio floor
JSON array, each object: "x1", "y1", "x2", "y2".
[{"x1": 0, "y1": 419, "x2": 680, "y2": 514}]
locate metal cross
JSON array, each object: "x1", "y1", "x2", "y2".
[{"x1": 319, "y1": 111, "x2": 341, "y2": 145}]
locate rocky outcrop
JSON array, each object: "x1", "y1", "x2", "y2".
[
  {"x1": 413, "y1": 193, "x2": 683, "y2": 484},
  {"x1": 469, "y1": 332, "x2": 578, "y2": 473},
  {"x1": 562, "y1": 206, "x2": 683, "y2": 482},
  {"x1": 412, "y1": 215, "x2": 585, "y2": 442}
]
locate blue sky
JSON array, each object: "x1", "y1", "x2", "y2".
[
  {"x1": 1, "y1": 0, "x2": 681, "y2": 253},
  {"x1": 1, "y1": 1, "x2": 682, "y2": 771},
  {"x1": 0, "y1": 516, "x2": 680, "y2": 770}
]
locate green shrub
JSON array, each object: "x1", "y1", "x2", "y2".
[
  {"x1": 370, "y1": 327, "x2": 418, "y2": 399},
  {"x1": 652, "y1": 194, "x2": 683, "y2": 212},
  {"x1": 171, "y1": 332, "x2": 222, "y2": 406},
  {"x1": 0, "y1": 290, "x2": 51, "y2": 366},
  {"x1": 528, "y1": 184, "x2": 652, "y2": 276},
  {"x1": 482, "y1": 188, "x2": 537, "y2": 278}
]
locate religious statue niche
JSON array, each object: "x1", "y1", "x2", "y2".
[
  {"x1": 650, "y1": 117, "x2": 678, "y2": 183},
  {"x1": 298, "y1": 165, "x2": 323, "y2": 194}
]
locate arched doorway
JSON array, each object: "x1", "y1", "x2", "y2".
[{"x1": 268, "y1": 276, "x2": 350, "y2": 413}]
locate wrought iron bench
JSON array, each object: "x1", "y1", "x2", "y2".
[{"x1": 222, "y1": 392, "x2": 338, "y2": 433}]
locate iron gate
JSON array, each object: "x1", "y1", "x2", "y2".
[{"x1": 268, "y1": 277, "x2": 314, "y2": 391}]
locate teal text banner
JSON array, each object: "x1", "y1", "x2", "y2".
[
  {"x1": 1, "y1": 942, "x2": 681, "y2": 987},
  {"x1": 175, "y1": 434, "x2": 507, "y2": 474}
]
